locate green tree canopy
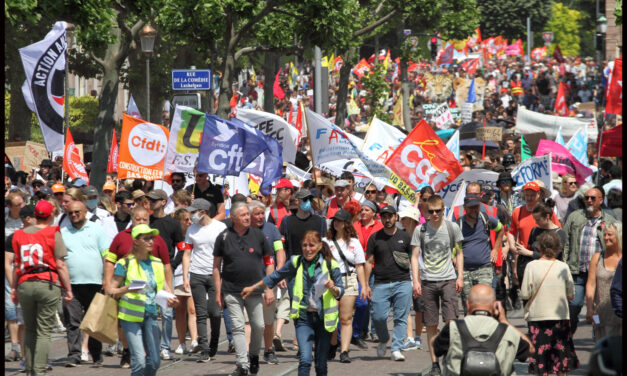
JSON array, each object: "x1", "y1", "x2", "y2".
[
  {"x1": 547, "y1": 3, "x2": 581, "y2": 56},
  {"x1": 477, "y1": 0, "x2": 553, "y2": 40}
]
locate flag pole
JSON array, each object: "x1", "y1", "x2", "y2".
[
  {"x1": 304, "y1": 108, "x2": 320, "y2": 186},
  {"x1": 595, "y1": 111, "x2": 603, "y2": 186},
  {"x1": 481, "y1": 118, "x2": 486, "y2": 159}
]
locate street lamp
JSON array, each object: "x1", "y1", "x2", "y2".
[
  {"x1": 596, "y1": 16, "x2": 607, "y2": 67},
  {"x1": 139, "y1": 24, "x2": 157, "y2": 122}
]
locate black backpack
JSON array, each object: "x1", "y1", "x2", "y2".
[{"x1": 456, "y1": 319, "x2": 508, "y2": 376}]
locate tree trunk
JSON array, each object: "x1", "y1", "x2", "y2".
[
  {"x1": 263, "y1": 51, "x2": 276, "y2": 112},
  {"x1": 216, "y1": 51, "x2": 235, "y2": 119},
  {"x1": 8, "y1": 74, "x2": 32, "y2": 142},
  {"x1": 334, "y1": 48, "x2": 355, "y2": 129},
  {"x1": 400, "y1": 56, "x2": 412, "y2": 131}
]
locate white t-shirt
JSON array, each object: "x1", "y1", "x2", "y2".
[
  {"x1": 185, "y1": 219, "x2": 227, "y2": 275},
  {"x1": 323, "y1": 237, "x2": 365, "y2": 274},
  {"x1": 5, "y1": 215, "x2": 22, "y2": 240}
]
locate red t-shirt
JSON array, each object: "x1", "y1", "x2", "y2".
[
  {"x1": 509, "y1": 205, "x2": 561, "y2": 249},
  {"x1": 107, "y1": 229, "x2": 170, "y2": 264},
  {"x1": 353, "y1": 220, "x2": 384, "y2": 252}
]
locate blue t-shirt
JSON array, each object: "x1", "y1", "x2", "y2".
[
  {"x1": 459, "y1": 214, "x2": 500, "y2": 270},
  {"x1": 114, "y1": 258, "x2": 158, "y2": 315},
  {"x1": 61, "y1": 221, "x2": 109, "y2": 285}
]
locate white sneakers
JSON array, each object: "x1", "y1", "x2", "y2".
[
  {"x1": 391, "y1": 350, "x2": 406, "y2": 361},
  {"x1": 377, "y1": 342, "x2": 387, "y2": 357},
  {"x1": 175, "y1": 343, "x2": 187, "y2": 355},
  {"x1": 80, "y1": 350, "x2": 89, "y2": 362},
  {"x1": 160, "y1": 349, "x2": 172, "y2": 360}
]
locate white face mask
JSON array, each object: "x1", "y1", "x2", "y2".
[{"x1": 191, "y1": 212, "x2": 203, "y2": 224}]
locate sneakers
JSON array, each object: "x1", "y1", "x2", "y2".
[
  {"x1": 175, "y1": 343, "x2": 187, "y2": 355},
  {"x1": 370, "y1": 332, "x2": 380, "y2": 343},
  {"x1": 391, "y1": 350, "x2": 406, "y2": 361},
  {"x1": 401, "y1": 337, "x2": 418, "y2": 351},
  {"x1": 19, "y1": 359, "x2": 25, "y2": 372},
  {"x1": 65, "y1": 358, "x2": 80, "y2": 367},
  {"x1": 6, "y1": 349, "x2": 21, "y2": 361},
  {"x1": 263, "y1": 349, "x2": 278, "y2": 364},
  {"x1": 228, "y1": 340, "x2": 236, "y2": 353},
  {"x1": 414, "y1": 336, "x2": 423, "y2": 350},
  {"x1": 196, "y1": 351, "x2": 211, "y2": 363},
  {"x1": 120, "y1": 349, "x2": 131, "y2": 368},
  {"x1": 328, "y1": 343, "x2": 338, "y2": 360},
  {"x1": 249, "y1": 355, "x2": 259, "y2": 375},
  {"x1": 429, "y1": 363, "x2": 442, "y2": 376},
  {"x1": 103, "y1": 344, "x2": 116, "y2": 356},
  {"x1": 160, "y1": 349, "x2": 172, "y2": 360},
  {"x1": 350, "y1": 337, "x2": 368, "y2": 349},
  {"x1": 339, "y1": 351, "x2": 351, "y2": 363},
  {"x1": 189, "y1": 340, "x2": 201, "y2": 354},
  {"x1": 93, "y1": 356, "x2": 104, "y2": 365},
  {"x1": 230, "y1": 365, "x2": 249, "y2": 376},
  {"x1": 376, "y1": 342, "x2": 387, "y2": 358},
  {"x1": 80, "y1": 350, "x2": 89, "y2": 362},
  {"x1": 272, "y1": 336, "x2": 286, "y2": 352}
]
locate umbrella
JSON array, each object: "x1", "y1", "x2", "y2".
[{"x1": 460, "y1": 138, "x2": 499, "y2": 151}]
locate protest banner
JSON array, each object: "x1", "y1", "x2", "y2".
[
  {"x1": 536, "y1": 140, "x2": 592, "y2": 184},
  {"x1": 5, "y1": 141, "x2": 49, "y2": 172},
  {"x1": 423, "y1": 103, "x2": 462, "y2": 122},
  {"x1": 317, "y1": 158, "x2": 376, "y2": 191},
  {"x1": 461, "y1": 102, "x2": 473, "y2": 124},
  {"x1": 236, "y1": 108, "x2": 300, "y2": 163},
  {"x1": 516, "y1": 106, "x2": 598, "y2": 141},
  {"x1": 439, "y1": 169, "x2": 498, "y2": 208},
  {"x1": 511, "y1": 154, "x2": 552, "y2": 191},
  {"x1": 285, "y1": 163, "x2": 311, "y2": 182},
  {"x1": 605, "y1": 58, "x2": 622, "y2": 115},
  {"x1": 118, "y1": 114, "x2": 170, "y2": 181},
  {"x1": 476, "y1": 126, "x2": 502, "y2": 142},
  {"x1": 164, "y1": 106, "x2": 205, "y2": 174},
  {"x1": 577, "y1": 102, "x2": 596, "y2": 112},
  {"x1": 362, "y1": 116, "x2": 406, "y2": 163},
  {"x1": 432, "y1": 102, "x2": 454, "y2": 129},
  {"x1": 599, "y1": 124, "x2": 622, "y2": 157}
]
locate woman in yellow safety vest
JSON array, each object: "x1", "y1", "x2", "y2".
[
  {"x1": 242, "y1": 230, "x2": 344, "y2": 376},
  {"x1": 108, "y1": 224, "x2": 178, "y2": 376}
]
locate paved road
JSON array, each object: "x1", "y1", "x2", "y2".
[{"x1": 5, "y1": 307, "x2": 595, "y2": 375}]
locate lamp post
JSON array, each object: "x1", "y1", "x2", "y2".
[
  {"x1": 139, "y1": 25, "x2": 157, "y2": 122},
  {"x1": 596, "y1": 16, "x2": 607, "y2": 68}
]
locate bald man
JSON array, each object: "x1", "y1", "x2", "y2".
[{"x1": 431, "y1": 284, "x2": 534, "y2": 376}]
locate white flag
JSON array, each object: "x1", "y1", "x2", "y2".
[
  {"x1": 128, "y1": 95, "x2": 142, "y2": 119},
  {"x1": 361, "y1": 116, "x2": 406, "y2": 163},
  {"x1": 236, "y1": 108, "x2": 299, "y2": 163},
  {"x1": 446, "y1": 130, "x2": 460, "y2": 162},
  {"x1": 20, "y1": 21, "x2": 68, "y2": 153}
]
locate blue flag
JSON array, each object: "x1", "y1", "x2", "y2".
[
  {"x1": 466, "y1": 78, "x2": 476, "y2": 103},
  {"x1": 565, "y1": 127, "x2": 589, "y2": 167},
  {"x1": 555, "y1": 126, "x2": 565, "y2": 146}
]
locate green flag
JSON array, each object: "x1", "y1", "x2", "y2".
[{"x1": 521, "y1": 134, "x2": 531, "y2": 161}]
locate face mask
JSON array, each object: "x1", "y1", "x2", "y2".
[
  {"x1": 300, "y1": 200, "x2": 311, "y2": 212},
  {"x1": 86, "y1": 199, "x2": 98, "y2": 211},
  {"x1": 191, "y1": 212, "x2": 203, "y2": 224}
]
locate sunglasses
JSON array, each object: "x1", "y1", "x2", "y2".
[
  {"x1": 365, "y1": 190, "x2": 377, "y2": 194},
  {"x1": 584, "y1": 196, "x2": 600, "y2": 201},
  {"x1": 171, "y1": 179, "x2": 183, "y2": 183},
  {"x1": 499, "y1": 179, "x2": 513, "y2": 184},
  {"x1": 428, "y1": 208, "x2": 444, "y2": 214},
  {"x1": 67, "y1": 210, "x2": 82, "y2": 215},
  {"x1": 123, "y1": 203, "x2": 135, "y2": 208},
  {"x1": 567, "y1": 182, "x2": 578, "y2": 185}
]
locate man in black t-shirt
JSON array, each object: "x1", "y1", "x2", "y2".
[
  {"x1": 278, "y1": 189, "x2": 327, "y2": 259},
  {"x1": 213, "y1": 202, "x2": 274, "y2": 376},
  {"x1": 365, "y1": 205, "x2": 413, "y2": 362},
  {"x1": 186, "y1": 172, "x2": 225, "y2": 220}
]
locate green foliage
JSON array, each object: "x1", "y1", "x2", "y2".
[
  {"x1": 4, "y1": 90, "x2": 44, "y2": 144},
  {"x1": 68, "y1": 96, "x2": 99, "y2": 131},
  {"x1": 616, "y1": 0, "x2": 622, "y2": 26},
  {"x1": 478, "y1": 0, "x2": 553, "y2": 40},
  {"x1": 361, "y1": 63, "x2": 391, "y2": 123},
  {"x1": 546, "y1": 3, "x2": 581, "y2": 56},
  {"x1": 4, "y1": 0, "x2": 39, "y2": 25}
]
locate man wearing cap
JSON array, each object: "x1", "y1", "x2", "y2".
[
  {"x1": 51, "y1": 184, "x2": 66, "y2": 207},
  {"x1": 322, "y1": 180, "x2": 360, "y2": 220},
  {"x1": 268, "y1": 179, "x2": 294, "y2": 228},
  {"x1": 10, "y1": 200, "x2": 73, "y2": 376},
  {"x1": 181, "y1": 199, "x2": 227, "y2": 362},
  {"x1": 102, "y1": 181, "x2": 116, "y2": 203},
  {"x1": 71, "y1": 178, "x2": 87, "y2": 188},
  {"x1": 59, "y1": 201, "x2": 110, "y2": 366},
  {"x1": 146, "y1": 189, "x2": 185, "y2": 360},
  {"x1": 510, "y1": 181, "x2": 561, "y2": 251},
  {"x1": 33, "y1": 186, "x2": 53, "y2": 204},
  {"x1": 457, "y1": 194, "x2": 504, "y2": 314},
  {"x1": 186, "y1": 172, "x2": 226, "y2": 220},
  {"x1": 364, "y1": 205, "x2": 413, "y2": 361},
  {"x1": 82, "y1": 185, "x2": 118, "y2": 241},
  {"x1": 495, "y1": 172, "x2": 521, "y2": 214}
]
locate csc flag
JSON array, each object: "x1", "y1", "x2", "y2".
[
  {"x1": 118, "y1": 114, "x2": 170, "y2": 181},
  {"x1": 385, "y1": 120, "x2": 462, "y2": 192},
  {"x1": 62, "y1": 128, "x2": 89, "y2": 183}
]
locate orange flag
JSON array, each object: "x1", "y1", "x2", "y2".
[
  {"x1": 554, "y1": 82, "x2": 569, "y2": 116},
  {"x1": 117, "y1": 114, "x2": 170, "y2": 181},
  {"x1": 63, "y1": 128, "x2": 89, "y2": 183},
  {"x1": 107, "y1": 128, "x2": 119, "y2": 173}
]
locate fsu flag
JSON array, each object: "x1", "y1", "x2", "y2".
[
  {"x1": 63, "y1": 128, "x2": 89, "y2": 183},
  {"x1": 555, "y1": 82, "x2": 568, "y2": 115},
  {"x1": 118, "y1": 114, "x2": 170, "y2": 181},
  {"x1": 461, "y1": 58, "x2": 480, "y2": 74},
  {"x1": 599, "y1": 124, "x2": 622, "y2": 157},
  {"x1": 385, "y1": 119, "x2": 462, "y2": 192},
  {"x1": 107, "y1": 128, "x2": 119, "y2": 173},
  {"x1": 605, "y1": 58, "x2": 622, "y2": 115},
  {"x1": 553, "y1": 45, "x2": 565, "y2": 63}
]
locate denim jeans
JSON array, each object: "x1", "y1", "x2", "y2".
[
  {"x1": 223, "y1": 307, "x2": 233, "y2": 342},
  {"x1": 351, "y1": 281, "x2": 369, "y2": 339},
  {"x1": 295, "y1": 311, "x2": 332, "y2": 376},
  {"x1": 568, "y1": 272, "x2": 587, "y2": 335},
  {"x1": 224, "y1": 293, "x2": 264, "y2": 370},
  {"x1": 160, "y1": 306, "x2": 173, "y2": 352},
  {"x1": 371, "y1": 280, "x2": 412, "y2": 352},
  {"x1": 62, "y1": 284, "x2": 103, "y2": 362},
  {"x1": 121, "y1": 313, "x2": 161, "y2": 376},
  {"x1": 5, "y1": 277, "x2": 17, "y2": 321}
]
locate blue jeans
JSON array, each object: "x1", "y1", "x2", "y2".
[
  {"x1": 5, "y1": 277, "x2": 17, "y2": 321},
  {"x1": 224, "y1": 307, "x2": 233, "y2": 341},
  {"x1": 160, "y1": 306, "x2": 173, "y2": 352},
  {"x1": 295, "y1": 311, "x2": 332, "y2": 376},
  {"x1": 568, "y1": 272, "x2": 587, "y2": 334},
  {"x1": 351, "y1": 281, "x2": 369, "y2": 339},
  {"x1": 371, "y1": 280, "x2": 412, "y2": 352},
  {"x1": 121, "y1": 313, "x2": 161, "y2": 376}
]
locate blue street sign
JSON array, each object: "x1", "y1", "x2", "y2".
[{"x1": 172, "y1": 69, "x2": 212, "y2": 90}]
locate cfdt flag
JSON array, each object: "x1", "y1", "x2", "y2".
[
  {"x1": 118, "y1": 114, "x2": 170, "y2": 181},
  {"x1": 605, "y1": 58, "x2": 622, "y2": 115},
  {"x1": 62, "y1": 128, "x2": 89, "y2": 183},
  {"x1": 164, "y1": 106, "x2": 205, "y2": 174},
  {"x1": 197, "y1": 115, "x2": 266, "y2": 176},
  {"x1": 19, "y1": 21, "x2": 68, "y2": 153},
  {"x1": 385, "y1": 119, "x2": 462, "y2": 192},
  {"x1": 107, "y1": 128, "x2": 119, "y2": 173}
]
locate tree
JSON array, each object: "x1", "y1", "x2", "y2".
[
  {"x1": 477, "y1": 0, "x2": 553, "y2": 40},
  {"x1": 546, "y1": 3, "x2": 581, "y2": 56},
  {"x1": 361, "y1": 63, "x2": 392, "y2": 123}
]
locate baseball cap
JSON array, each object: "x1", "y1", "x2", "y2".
[
  {"x1": 295, "y1": 189, "x2": 314, "y2": 199},
  {"x1": 103, "y1": 182, "x2": 116, "y2": 191},
  {"x1": 334, "y1": 179, "x2": 350, "y2": 188},
  {"x1": 186, "y1": 198, "x2": 214, "y2": 213},
  {"x1": 37, "y1": 186, "x2": 53, "y2": 196},
  {"x1": 51, "y1": 184, "x2": 66, "y2": 194},
  {"x1": 380, "y1": 205, "x2": 397, "y2": 215},
  {"x1": 146, "y1": 189, "x2": 168, "y2": 201},
  {"x1": 131, "y1": 224, "x2": 160, "y2": 239},
  {"x1": 82, "y1": 186, "x2": 98, "y2": 198},
  {"x1": 274, "y1": 179, "x2": 294, "y2": 190},
  {"x1": 34, "y1": 200, "x2": 54, "y2": 219},
  {"x1": 132, "y1": 190, "x2": 146, "y2": 200},
  {"x1": 464, "y1": 193, "x2": 482, "y2": 207},
  {"x1": 19, "y1": 205, "x2": 35, "y2": 219},
  {"x1": 523, "y1": 181, "x2": 540, "y2": 192},
  {"x1": 72, "y1": 178, "x2": 87, "y2": 188},
  {"x1": 398, "y1": 207, "x2": 420, "y2": 222},
  {"x1": 332, "y1": 209, "x2": 352, "y2": 222},
  {"x1": 40, "y1": 159, "x2": 53, "y2": 168}
]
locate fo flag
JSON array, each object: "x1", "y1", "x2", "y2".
[
  {"x1": 62, "y1": 128, "x2": 89, "y2": 183},
  {"x1": 605, "y1": 58, "x2": 622, "y2": 115},
  {"x1": 385, "y1": 119, "x2": 462, "y2": 192},
  {"x1": 107, "y1": 128, "x2": 119, "y2": 173},
  {"x1": 19, "y1": 21, "x2": 68, "y2": 153},
  {"x1": 118, "y1": 114, "x2": 170, "y2": 181}
]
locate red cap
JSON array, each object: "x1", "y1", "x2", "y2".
[
  {"x1": 523, "y1": 181, "x2": 540, "y2": 192},
  {"x1": 385, "y1": 187, "x2": 398, "y2": 194},
  {"x1": 34, "y1": 200, "x2": 54, "y2": 218},
  {"x1": 274, "y1": 179, "x2": 294, "y2": 190}
]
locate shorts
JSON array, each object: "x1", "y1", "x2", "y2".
[
  {"x1": 262, "y1": 287, "x2": 278, "y2": 326},
  {"x1": 421, "y1": 279, "x2": 458, "y2": 327},
  {"x1": 276, "y1": 287, "x2": 290, "y2": 322},
  {"x1": 174, "y1": 284, "x2": 192, "y2": 297},
  {"x1": 341, "y1": 273, "x2": 359, "y2": 297},
  {"x1": 412, "y1": 296, "x2": 424, "y2": 312}
]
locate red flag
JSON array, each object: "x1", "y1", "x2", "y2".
[
  {"x1": 606, "y1": 58, "x2": 622, "y2": 115},
  {"x1": 332, "y1": 56, "x2": 343, "y2": 73},
  {"x1": 288, "y1": 102, "x2": 294, "y2": 124},
  {"x1": 437, "y1": 44, "x2": 455, "y2": 65},
  {"x1": 63, "y1": 128, "x2": 89, "y2": 183},
  {"x1": 476, "y1": 28, "x2": 482, "y2": 42},
  {"x1": 554, "y1": 82, "x2": 568, "y2": 115},
  {"x1": 295, "y1": 102, "x2": 303, "y2": 139},
  {"x1": 273, "y1": 69, "x2": 285, "y2": 99},
  {"x1": 384, "y1": 119, "x2": 462, "y2": 191},
  {"x1": 352, "y1": 58, "x2": 370, "y2": 78},
  {"x1": 599, "y1": 124, "x2": 622, "y2": 157},
  {"x1": 553, "y1": 45, "x2": 565, "y2": 63},
  {"x1": 107, "y1": 128, "x2": 119, "y2": 173},
  {"x1": 461, "y1": 58, "x2": 480, "y2": 74}
]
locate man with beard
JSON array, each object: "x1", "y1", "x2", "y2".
[{"x1": 165, "y1": 173, "x2": 188, "y2": 215}]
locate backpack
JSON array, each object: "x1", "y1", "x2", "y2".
[
  {"x1": 456, "y1": 319, "x2": 508, "y2": 376},
  {"x1": 456, "y1": 211, "x2": 491, "y2": 238},
  {"x1": 419, "y1": 220, "x2": 457, "y2": 255}
]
